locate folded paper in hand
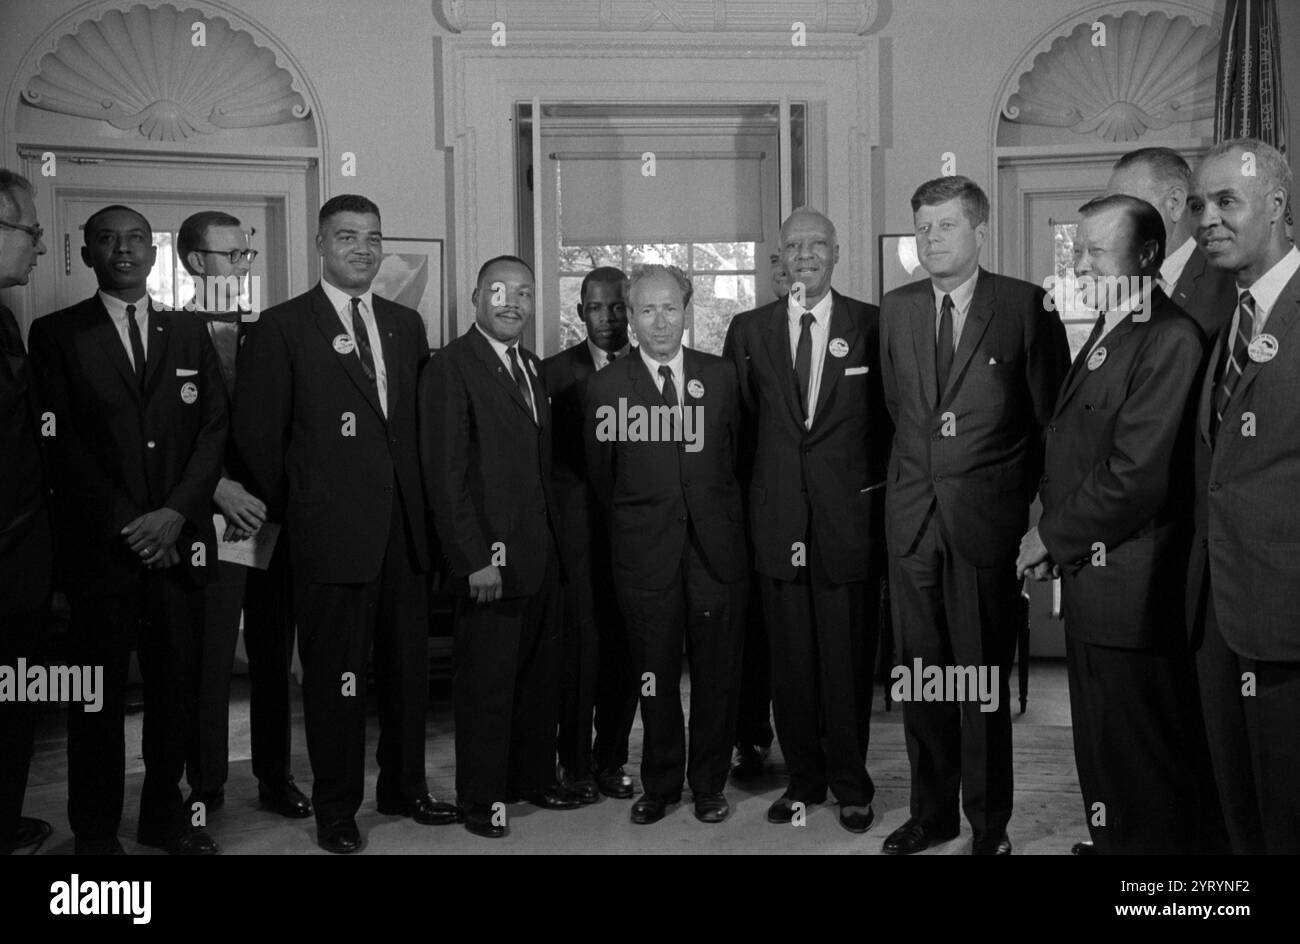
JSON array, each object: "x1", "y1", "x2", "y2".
[{"x1": 213, "y1": 514, "x2": 280, "y2": 569}]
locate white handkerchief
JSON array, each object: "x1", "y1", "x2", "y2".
[
  {"x1": 176, "y1": 368, "x2": 198, "y2": 377},
  {"x1": 987, "y1": 357, "x2": 998, "y2": 365},
  {"x1": 844, "y1": 366, "x2": 870, "y2": 376}
]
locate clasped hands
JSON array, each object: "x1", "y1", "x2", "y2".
[
  {"x1": 121, "y1": 507, "x2": 185, "y2": 570},
  {"x1": 1015, "y1": 526, "x2": 1060, "y2": 582}
]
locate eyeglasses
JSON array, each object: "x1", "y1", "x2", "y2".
[
  {"x1": 0, "y1": 219, "x2": 44, "y2": 245},
  {"x1": 195, "y1": 248, "x2": 258, "y2": 264}
]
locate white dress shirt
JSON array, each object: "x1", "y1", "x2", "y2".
[
  {"x1": 475, "y1": 323, "x2": 538, "y2": 423},
  {"x1": 321, "y1": 279, "x2": 388, "y2": 417},
  {"x1": 588, "y1": 338, "x2": 630, "y2": 371},
  {"x1": 1229, "y1": 245, "x2": 1300, "y2": 339},
  {"x1": 931, "y1": 269, "x2": 979, "y2": 350},
  {"x1": 1159, "y1": 236, "x2": 1197, "y2": 294},
  {"x1": 787, "y1": 290, "x2": 834, "y2": 429},
  {"x1": 99, "y1": 290, "x2": 150, "y2": 368},
  {"x1": 640, "y1": 344, "x2": 685, "y2": 403}
]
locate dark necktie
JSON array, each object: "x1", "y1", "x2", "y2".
[
  {"x1": 350, "y1": 297, "x2": 376, "y2": 386},
  {"x1": 1212, "y1": 291, "x2": 1256, "y2": 436},
  {"x1": 126, "y1": 304, "x2": 146, "y2": 390},
  {"x1": 507, "y1": 346, "x2": 535, "y2": 421},
  {"x1": 658, "y1": 364, "x2": 679, "y2": 409},
  {"x1": 1066, "y1": 310, "x2": 1107, "y2": 384},
  {"x1": 207, "y1": 320, "x2": 239, "y2": 395},
  {"x1": 794, "y1": 311, "x2": 814, "y2": 418},
  {"x1": 936, "y1": 294, "x2": 954, "y2": 398}
]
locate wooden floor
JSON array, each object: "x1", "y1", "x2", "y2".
[{"x1": 17, "y1": 660, "x2": 1089, "y2": 855}]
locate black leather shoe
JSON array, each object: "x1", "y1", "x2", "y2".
[
  {"x1": 838, "y1": 804, "x2": 875, "y2": 834},
  {"x1": 595, "y1": 767, "x2": 635, "y2": 799},
  {"x1": 184, "y1": 787, "x2": 224, "y2": 812},
  {"x1": 521, "y1": 783, "x2": 583, "y2": 810},
  {"x1": 881, "y1": 817, "x2": 959, "y2": 855},
  {"x1": 631, "y1": 793, "x2": 674, "y2": 825},
  {"x1": 972, "y1": 830, "x2": 1012, "y2": 855},
  {"x1": 730, "y1": 745, "x2": 769, "y2": 781},
  {"x1": 561, "y1": 774, "x2": 600, "y2": 804},
  {"x1": 1, "y1": 816, "x2": 52, "y2": 854},
  {"x1": 378, "y1": 792, "x2": 460, "y2": 825},
  {"x1": 138, "y1": 825, "x2": 220, "y2": 855},
  {"x1": 462, "y1": 804, "x2": 505, "y2": 838},
  {"x1": 317, "y1": 819, "x2": 361, "y2": 854},
  {"x1": 766, "y1": 794, "x2": 818, "y2": 824},
  {"x1": 694, "y1": 792, "x2": 730, "y2": 823},
  {"x1": 74, "y1": 836, "x2": 127, "y2": 855},
  {"x1": 1071, "y1": 840, "x2": 1097, "y2": 856},
  {"x1": 259, "y1": 778, "x2": 313, "y2": 819}
]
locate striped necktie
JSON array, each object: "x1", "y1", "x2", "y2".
[{"x1": 1212, "y1": 291, "x2": 1255, "y2": 437}]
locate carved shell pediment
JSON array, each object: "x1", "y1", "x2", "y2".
[
  {"x1": 1002, "y1": 10, "x2": 1216, "y2": 142},
  {"x1": 21, "y1": 3, "x2": 311, "y2": 141}
]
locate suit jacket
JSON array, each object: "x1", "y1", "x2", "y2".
[
  {"x1": 542, "y1": 341, "x2": 603, "y2": 573},
  {"x1": 1038, "y1": 288, "x2": 1204, "y2": 650},
  {"x1": 420, "y1": 325, "x2": 559, "y2": 599},
  {"x1": 1170, "y1": 244, "x2": 1238, "y2": 342},
  {"x1": 0, "y1": 303, "x2": 52, "y2": 614},
  {"x1": 881, "y1": 268, "x2": 1070, "y2": 567},
  {"x1": 1188, "y1": 264, "x2": 1300, "y2": 661},
  {"x1": 27, "y1": 296, "x2": 226, "y2": 596},
  {"x1": 584, "y1": 347, "x2": 746, "y2": 591},
  {"x1": 231, "y1": 284, "x2": 430, "y2": 584},
  {"x1": 726, "y1": 290, "x2": 891, "y2": 583}
]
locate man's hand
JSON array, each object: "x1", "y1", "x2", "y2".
[
  {"x1": 1016, "y1": 526, "x2": 1051, "y2": 580},
  {"x1": 468, "y1": 564, "x2": 503, "y2": 604},
  {"x1": 146, "y1": 546, "x2": 182, "y2": 571},
  {"x1": 122, "y1": 507, "x2": 185, "y2": 567},
  {"x1": 214, "y1": 477, "x2": 266, "y2": 537}
]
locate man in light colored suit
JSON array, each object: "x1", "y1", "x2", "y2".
[{"x1": 1185, "y1": 137, "x2": 1300, "y2": 854}]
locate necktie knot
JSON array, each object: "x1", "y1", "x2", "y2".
[
  {"x1": 1239, "y1": 290, "x2": 1256, "y2": 324},
  {"x1": 658, "y1": 364, "x2": 674, "y2": 382}
]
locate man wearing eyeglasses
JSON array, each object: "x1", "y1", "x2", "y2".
[
  {"x1": 176, "y1": 211, "x2": 311, "y2": 824},
  {"x1": 27, "y1": 204, "x2": 228, "y2": 855},
  {"x1": 0, "y1": 169, "x2": 53, "y2": 855}
]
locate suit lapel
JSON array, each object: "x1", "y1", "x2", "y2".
[
  {"x1": 90, "y1": 297, "x2": 141, "y2": 400},
  {"x1": 760, "y1": 300, "x2": 806, "y2": 430},
  {"x1": 909, "y1": 286, "x2": 939, "y2": 409},
  {"x1": 141, "y1": 303, "x2": 169, "y2": 399},
  {"x1": 467, "y1": 326, "x2": 536, "y2": 424},
  {"x1": 940, "y1": 269, "x2": 994, "y2": 406},
  {"x1": 312, "y1": 286, "x2": 386, "y2": 422},
  {"x1": 810, "y1": 292, "x2": 858, "y2": 429},
  {"x1": 1198, "y1": 326, "x2": 1225, "y2": 446},
  {"x1": 1227, "y1": 270, "x2": 1300, "y2": 407},
  {"x1": 374, "y1": 299, "x2": 399, "y2": 421},
  {"x1": 1053, "y1": 313, "x2": 1140, "y2": 416}
]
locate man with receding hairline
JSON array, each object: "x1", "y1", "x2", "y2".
[{"x1": 1185, "y1": 137, "x2": 1300, "y2": 854}]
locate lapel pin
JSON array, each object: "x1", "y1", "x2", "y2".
[
  {"x1": 687, "y1": 378, "x2": 705, "y2": 399},
  {"x1": 180, "y1": 381, "x2": 198, "y2": 404},
  {"x1": 332, "y1": 334, "x2": 355, "y2": 355},
  {"x1": 1248, "y1": 333, "x2": 1279, "y2": 363},
  {"x1": 1086, "y1": 346, "x2": 1107, "y2": 371},
  {"x1": 828, "y1": 337, "x2": 849, "y2": 358}
]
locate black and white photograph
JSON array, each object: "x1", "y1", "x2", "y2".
[{"x1": 0, "y1": 0, "x2": 1296, "y2": 923}]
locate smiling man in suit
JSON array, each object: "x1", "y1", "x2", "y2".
[
  {"x1": 233, "y1": 195, "x2": 455, "y2": 854},
  {"x1": 422, "y1": 254, "x2": 579, "y2": 838},
  {"x1": 1185, "y1": 138, "x2": 1300, "y2": 854},
  {"x1": 542, "y1": 266, "x2": 638, "y2": 803},
  {"x1": 28, "y1": 204, "x2": 228, "y2": 855},
  {"x1": 880, "y1": 176, "x2": 1069, "y2": 855},
  {"x1": 1017, "y1": 194, "x2": 1221, "y2": 854},
  {"x1": 178, "y1": 211, "x2": 309, "y2": 822},
  {"x1": 585, "y1": 264, "x2": 748, "y2": 825},
  {"x1": 1106, "y1": 147, "x2": 1237, "y2": 340},
  {"x1": 725, "y1": 208, "x2": 891, "y2": 834}
]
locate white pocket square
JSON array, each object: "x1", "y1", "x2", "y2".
[
  {"x1": 844, "y1": 366, "x2": 870, "y2": 376},
  {"x1": 176, "y1": 368, "x2": 198, "y2": 377},
  {"x1": 859, "y1": 482, "x2": 886, "y2": 493},
  {"x1": 987, "y1": 357, "x2": 998, "y2": 365}
]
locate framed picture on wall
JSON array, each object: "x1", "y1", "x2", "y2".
[
  {"x1": 374, "y1": 238, "x2": 444, "y2": 350},
  {"x1": 877, "y1": 233, "x2": 923, "y2": 301}
]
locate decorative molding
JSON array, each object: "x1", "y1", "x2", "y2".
[
  {"x1": 18, "y1": 2, "x2": 310, "y2": 141},
  {"x1": 434, "y1": 0, "x2": 881, "y2": 34}
]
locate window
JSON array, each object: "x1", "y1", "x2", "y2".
[
  {"x1": 558, "y1": 241, "x2": 756, "y2": 355},
  {"x1": 1051, "y1": 220, "x2": 1100, "y2": 358},
  {"x1": 146, "y1": 231, "x2": 196, "y2": 311}
]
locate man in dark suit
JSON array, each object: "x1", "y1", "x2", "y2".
[
  {"x1": 1106, "y1": 147, "x2": 1237, "y2": 340},
  {"x1": 233, "y1": 195, "x2": 455, "y2": 854},
  {"x1": 421, "y1": 254, "x2": 579, "y2": 838},
  {"x1": 28, "y1": 204, "x2": 228, "y2": 855},
  {"x1": 585, "y1": 264, "x2": 748, "y2": 825},
  {"x1": 1185, "y1": 138, "x2": 1300, "y2": 854},
  {"x1": 1017, "y1": 194, "x2": 1221, "y2": 854},
  {"x1": 0, "y1": 170, "x2": 53, "y2": 855},
  {"x1": 177, "y1": 211, "x2": 309, "y2": 820},
  {"x1": 726, "y1": 208, "x2": 891, "y2": 834},
  {"x1": 542, "y1": 266, "x2": 638, "y2": 803},
  {"x1": 880, "y1": 176, "x2": 1069, "y2": 855}
]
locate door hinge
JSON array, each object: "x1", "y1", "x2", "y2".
[{"x1": 64, "y1": 234, "x2": 71, "y2": 276}]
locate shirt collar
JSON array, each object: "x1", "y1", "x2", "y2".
[
  {"x1": 931, "y1": 269, "x2": 979, "y2": 315},
  {"x1": 787, "y1": 289, "x2": 834, "y2": 325},
  {"x1": 588, "y1": 338, "x2": 630, "y2": 369},
  {"x1": 1160, "y1": 236, "x2": 1196, "y2": 288},
  {"x1": 320, "y1": 278, "x2": 374, "y2": 317},
  {"x1": 639, "y1": 344, "x2": 684, "y2": 383},
  {"x1": 1241, "y1": 245, "x2": 1300, "y2": 321},
  {"x1": 98, "y1": 290, "x2": 149, "y2": 322},
  {"x1": 474, "y1": 322, "x2": 528, "y2": 362}
]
